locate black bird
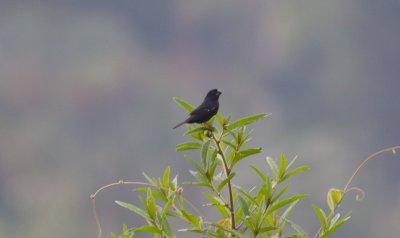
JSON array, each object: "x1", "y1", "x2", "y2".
[{"x1": 173, "y1": 89, "x2": 222, "y2": 129}]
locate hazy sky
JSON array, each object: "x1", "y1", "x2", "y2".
[{"x1": 0, "y1": 1, "x2": 399, "y2": 237}]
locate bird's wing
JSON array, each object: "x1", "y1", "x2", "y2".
[{"x1": 189, "y1": 102, "x2": 210, "y2": 116}]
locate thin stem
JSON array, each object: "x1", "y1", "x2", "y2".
[
  {"x1": 90, "y1": 180, "x2": 149, "y2": 238},
  {"x1": 210, "y1": 181, "x2": 229, "y2": 206},
  {"x1": 91, "y1": 180, "x2": 202, "y2": 238},
  {"x1": 342, "y1": 146, "x2": 400, "y2": 194},
  {"x1": 313, "y1": 145, "x2": 400, "y2": 238},
  {"x1": 212, "y1": 133, "x2": 236, "y2": 234}
]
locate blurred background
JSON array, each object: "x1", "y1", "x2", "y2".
[{"x1": 1, "y1": 0, "x2": 399, "y2": 237}]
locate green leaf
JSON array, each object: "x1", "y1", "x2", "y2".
[
  {"x1": 116, "y1": 200, "x2": 151, "y2": 221},
  {"x1": 181, "y1": 210, "x2": 201, "y2": 228},
  {"x1": 264, "y1": 215, "x2": 274, "y2": 227},
  {"x1": 134, "y1": 188, "x2": 167, "y2": 202},
  {"x1": 267, "y1": 194, "x2": 308, "y2": 214},
  {"x1": 265, "y1": 177, "x2": 273, "y2": 198},
  {"x1": 236, "y1": 186, "x2": 258, "y2": 205},
  {"x1": 237, "y1": 127, "x2": 245, "y2": 145},
  {"x1": 231, "y1": 147, "x2": 262, "y2": 167},
  {"x1": 173, "y1": 97, "x2": 195, "y2": 112},
  {"x1": 132, "y1": 225, "x2": 160, "y2": 233},
  {"x1": 278, "y1": 154, "x2": 287, "y2": 178},
  {"x1": 203, "y1": 192, "x2": 230, "y2": 218},
  {"x1": 281, "y1": 166, "x2": 309, "y2": 182},
  {"x1": 287, "y1": 155, "x2": 299, "y2": 169},
  {"x1": 178, "y1": 227, "x2": 203, "y2": 233},
  {"x1": 162, "y1": 166, "x2": 170, "y2": 188},
  {"x1": 217, "y1": 172, "x2": 235, "y2": 193},
  {"x1": 184, "y1": 126, "x2": 208, "y2": 137},
  {"x1": 238, "y1": 147, "x2": 262, "y2": 160},
  {"x1": 321, "y1": 212, "x2": 351, "y2": 238},
  {"x1": 238, "y1": 196, "x2": 250, "y2": 217},
  {"x1": 171, "y1": 175, "x2": 178, "y2": 191},
  {"x1": 249, "y1": 165, "x2": 267, "y2": 182},
  {"x1": 281, "y1": 200, "x2": 299, "y2": 222},
  {"x1": 190, "y1": 129, "x2": 207, "y2": 141},
  {"x1": 174, "y1": 192, "x2": 184, "y2": 211},
  {"x1": 121, "y1": 224, "x2": 132, "y2": 238},
  {"x1": 183, "y1": 181, "x2": 210, "y2": 187},
  {"x1": 161, "y1": 218, "x2": 172, "y2": 237},
  {"x1": 227, "y1": 113, "x2": 268, "y2": 130},
  {"x1": 189, "y1": 170, "x2": 209, "y2": 186},
  {"x1": 216, "y1": 112, "x2": 224, "y2": 127},
  {"x1": 211, "y1": 223, "x2": 244, "y2": 238},
  {"x1": 146, "y1": 188, "x2": 157, "y2": 220},
  {"x1": 162, "y1": 196, "x2": 174, "y2": 222},
  {"x1": 201, "y1": 140, "x2": 211, "y2": 168},
  {"x1": 266, "y1": 157, "x2": 279, "y2": 177},
  {"x1": 283, "y1": 218, "x2": 309, "y2": 238},
  {"x1": 184, "y1": 155, "x2": 206, "y2": 174},
  {"x1": 142, "y1": 172, "x2": 155, "y2": 185},
  {"x1": 252, "y1": 202, "x2": 266, "y2": 230},
  {"x1": 258, "y1": 226, "x2": 278, "y2": 234},
  {"x1": 271, "y1": 186, "x2": 288, "y2": 204},
  {"x1": 312, "y1": 205, "x2": 327, "y2": 232},
  {"x1": 222, "y1": 139, "x2": 236, "y2": 149},
  {"x1": 258, "y1": 180, "x2": 272, "y2": 203},
  {"x1": 176, "y1": 141, "x2": 202, "y2": 151},
  {"x1": 327, "y1": 188, "x2": 343, "y2": 211},
  {"x1": 207, "y1": 114, "x2": 217, "y2": 128},
  {"x1": 239, "y1": 217, "x2": 254, "y2": 231},
  {"x1": 225, "y1": 128, "x2": 237, "y2": 142},
  {"x1": 208, "y1": 155, "x2": 219, "y2": 179}
]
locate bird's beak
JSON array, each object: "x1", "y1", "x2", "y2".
[{"x1": 217, "y1": 90, "x2": 222, "y2": 96}]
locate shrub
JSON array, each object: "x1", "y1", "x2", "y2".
[{"x1": 91, "y1": 97, "x2": 399, "y2": 238}]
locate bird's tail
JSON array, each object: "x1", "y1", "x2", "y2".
[{"x1": 173, "y1": 121, "x2": 186, "y2": 129}]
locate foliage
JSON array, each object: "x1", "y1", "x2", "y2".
[{"x1": 105, "y1": 97, "x2": 398, "y2": 238}]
